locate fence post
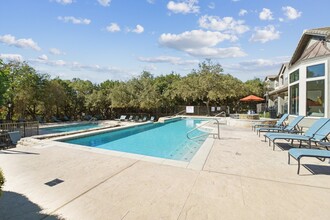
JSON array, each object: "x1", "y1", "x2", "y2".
[{"x1": 23, "y1": 122, "x2": 26, "y2": 137}]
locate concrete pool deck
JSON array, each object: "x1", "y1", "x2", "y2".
[{"x1": 1, "y1": 123, "x2": 330, "y2": 219}]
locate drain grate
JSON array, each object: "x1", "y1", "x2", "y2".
[{"x1": 45, "y1": 178, "x2": 64, "y2": 187}]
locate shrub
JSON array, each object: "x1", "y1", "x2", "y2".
[
  {"x1": 259, "y1": 112, "x2": 270, "y2": 118},
  {"x1": 0, "y1": 168, "x2": 5, "y2": 197}
]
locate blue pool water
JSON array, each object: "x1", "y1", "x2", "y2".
[
  {"x1": 41, "y1": 123, "x2": 101, "y2": 134},
  {"x1": 61, "y1": 118, "x2": 209, "y2": 161}
]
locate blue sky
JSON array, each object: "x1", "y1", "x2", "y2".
[{"x1": 0, "y1": 0, "x2": 329, "y2": 83}]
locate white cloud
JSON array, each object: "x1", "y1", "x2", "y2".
[
  {"x1": 143, "y1": 64, "x2": 157, "y2": 72},
  {"x1": 49, "y1": 48, "x2": 65, "y2": 55},
  {"x1": 38, "y1": 54, "x2": 48, "y2": 61},
  {"x1": 208, "y1": 2, "x2": 215, "y2": 9},
  {"x1": 282, "y1": 6, "x2": 302, "y2": 20},
  {"x1": 239, "y1": 59, "x2": 281, "y2": 68},
  {"x1": 106, "y1": 23, "x2": 121, "y2": 32},
  {"x1": 186, "y1": 47, "x2": 246, "y2": 58},
  {"x1": 250, "y1": 25, "x2": 280, "y2": 43},
  {"x1": 54, "y1": 0, "x2": 73, "y2": 5},
  {"x1": 138, "y1": 56, "x2": 199, "y2": 65},
  {"x1": 98, "y1": 0, "x2": 111, "y2": 7},
  {"x1": 132, "y1": 25, "x2": 144, "y2": 34},
  {"x1": 198, "y1": 15, "x2": 249, "y2": 35},
  {"x1": 167, "y1": 0, "x2": 200, "y2": 14},
  {"x1": 259, "y1": 8, "x2": 273, "y2": 20},
  {"x1": 239, "y1": 9, "x2": 247, "y2": 16},
  {"x1": 0, "y1": 53, "x2": 24, "y2": 62},
  {"x1": 159, "y1": 30, "x2": 246, "y2": 58},
  {"x1": 223, "y1": 56, "x2": 291, "y2": 81},
  {"x1": 57, "y1": 16, "x2": 91, "y2": 25},
  {"x1": 0, "y1": 34, "x2": 41, "y2": 51},
  {"x1": 279, "y1": 18, "x2": 284, "y2": 22},
  {"x1": 147, "y1": 0, "x2": 155, "y2": 4},
  {"x1": 30, "y1": 57, "x2": 133, "y2": 82},
  {"x1": 159, "y1": 30, "x2": 235, "y2": 50}
]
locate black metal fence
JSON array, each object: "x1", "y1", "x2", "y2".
[
  {"x1": 175, "y1": 105, "x2": 229, "y2": 116},
  {"x1": 0, "y1": 121, "x2": 39, "y2": 148}
]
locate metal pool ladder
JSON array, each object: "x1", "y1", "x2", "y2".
[{"x1": 186, "y1": 118, "x2": 221, "y2": 140}]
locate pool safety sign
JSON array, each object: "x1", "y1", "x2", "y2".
[{"x1": 186, "y1": 106, "x2": 194, "y2": 113}]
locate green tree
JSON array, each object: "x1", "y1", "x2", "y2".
[
  {"x1": 0, "y1": 59, "x2": 10, "y2": 107},
  {"x1": 1, "y1": 61, "x2": 49, "y2": 120},
  {"x1": 244, "y1": 78, "x2": 264, "y2": 97},
  {"x1": 173, "y1": 60, "x2": 224, "y2": 115},
  {"x1": 0, "y1": 168, "x2": 4, "y2": 197},
  {"x1": 69, "y1": 78, "x2": 95, "y2": 118},
  {"x1": 41, "y1": 78, "x2": 69, "y2": 120}
]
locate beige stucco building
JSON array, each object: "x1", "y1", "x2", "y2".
[{"x1": 265, "y1": 63, "x2": 289, "y2": 116}]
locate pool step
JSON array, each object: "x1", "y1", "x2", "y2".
[{"x1": 168, "y1": 139, "x2": 205, "y2": 161}]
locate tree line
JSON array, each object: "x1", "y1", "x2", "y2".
[{"x1": 0, "y1": 59, "x2": 264, "y2": 122}]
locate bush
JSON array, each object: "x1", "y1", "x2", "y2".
[
  {"x1": 259, "y1": 112, "x2": 270, "y2": 118},
  {"x1": 0, "y1": 168, "x2": 5, "y2": 197}
]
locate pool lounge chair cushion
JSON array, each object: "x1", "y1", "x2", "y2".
[
  {"x1": 257, "y1": 115, "x2": 304, "y2": 137},
  {"x1": 265, "y1": 118, "x2": 330, "y2": 150},
  {"x1": 252, "y1": 113, "x2": 289, "y2": 131},
  {"x1": 126, "y1": 115, "x2": 134, "y2": 121},
  {"x1": 288, "y1": 148, "x2": 330, "y2": 174},
  {"x1": 115, "y1": 115, "x2": 127, "y2": 121}
]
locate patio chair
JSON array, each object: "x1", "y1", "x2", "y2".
[
  {"x1": 126, "y1": 115, "x2": 134, "y2": 121},
  {"x1": 36, "y1": 116, "x2": 45, "y2": 124},
  {"x1": 257, "y1": 115, "x2": 304, "y2": 137},
  {"x1": 149, "y1": 116, "x2": 156, "y2": 122},
  {"x1": 139, "y1": 116, "x2": 147, "y2": 122},
  {"x1": 288, "y1": 148, "x2": 330, "y2": 174},
  {"x1": 8, "y1": 131, "x2": 21, "y2": 145},
  {"x1": 51, "y1": 116, "x2": 61, "y2": 122},
  {"x1": 62, "y1": 116, "x2": 70, "y2": 121},
  {"x1": 131, "y1": 115, "x2": 139, "y2": 122},
  {"x1": 265, "y1": 118, "x2": 330, "y2": 150},
  {"x1": 252, "y1": 113, "x2": 289, "y2": 131},
  {"x1": 115, "y1": 115, "x2": 127, "y2": 121}
]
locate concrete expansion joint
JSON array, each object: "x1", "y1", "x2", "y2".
[
  {"x1": 177, "y1": 170, "x2": 201, "y2": 220},
  {"x1": 207, "y1": 170, "x2": 330, "y2": 190}
]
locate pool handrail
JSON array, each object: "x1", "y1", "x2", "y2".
[
  {"x1": 186, "y1": 118, "x2": 220, "y2": 140},
  {"x1": 214, "y1": 111, "x2": 226, "y2": 117},
  {"x1": 172, "y1": 110, "x2": 186, "y2": 117}
]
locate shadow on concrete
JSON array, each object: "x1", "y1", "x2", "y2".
[
  {"x1": 0, "y1": 191, "x2": 64, "y2": 220},
  {"x1": 275, "y1": 142, "x2": 294, "y2": 151},
  {"x1": 0, "y1": 149, "x2": 39, "y2": 155},
  {"x1": 302, "y1": 164, "x2": 330, "y2": 175}
]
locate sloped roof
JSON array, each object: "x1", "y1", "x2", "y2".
[
  {"x1": 264, "y1": 75, "x2": 277, "y2": 81},
  {"x1": 289, "y1": 27, "x2": 330, "y2": 66},
  {"x1": 298, "y1": 40, "x2": 330, "y2": 61},
  {"x1": 277, "y1": 62, "x2": 288, "y2": 76}
]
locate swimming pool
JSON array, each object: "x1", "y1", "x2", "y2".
[
  {"x1": 61, "y1": 118, "x2": 209, "y2": 161},
  {"x1": 41, "y1": 123, "x2": 101, "y2": 134}
]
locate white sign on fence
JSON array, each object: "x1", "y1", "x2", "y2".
[{"x1": 186, "y1": 106, "x2": 194, "y2": 113}]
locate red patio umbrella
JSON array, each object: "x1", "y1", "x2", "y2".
[{"x1": 240, "y1": 95, "x2": 265, "y2": 102}]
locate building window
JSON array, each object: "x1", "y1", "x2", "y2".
[
  {"x1": 290, "y1": 84, "x2": 299, "y2": 115},
  {"x1": 306, "y1": 80, "x2": 324, "y2": 117},
  {"x1": 307, "y1": 63, "x2": 325, "y2": 78},
  {"x1": 289, "y1": 69, "x2": 299, "y2": 83}
]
